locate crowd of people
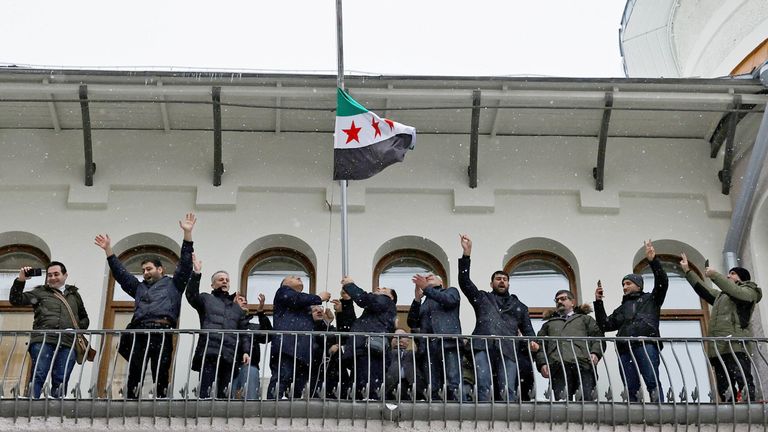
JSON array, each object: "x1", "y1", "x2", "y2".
[{"x1": 7, "y1": 214, "x2": 763, "y2": 403}]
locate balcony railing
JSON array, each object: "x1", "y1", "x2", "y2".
[{"x1": 0, "y1": 329, "x2": 767, "y2": 428}]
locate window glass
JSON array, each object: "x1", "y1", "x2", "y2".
[
  {"x1": 639, "y1": 260, "x2": 701, "y2": 309},
  {"x1": 658, "y1": 320, "x2": 711, "y2": 402},
  {"x1": 379, "y1": 257, "x2": 437, "y2": 306},
  {"x1": 0, "y1": 251, "x2": 46, "y2": 300},
  {"x1": 246, "y1": 255, "x2": 311, "y2": 304},
  {"x1": 509, "y1": 259, "x2": 570, "y2": 308}
]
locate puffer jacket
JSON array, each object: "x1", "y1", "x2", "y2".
[
  {"x1": 9, "y1": 280, "x2": 89, "y2": 348},
  {"x1": 535, "y1": 304, "x2": 604, "y2": 369},
  {"x1": 186, "y1": 273, "x2": 251, "y2": 371},
  {"x1": 107, "y1": 239, "x2": 193, "y2": 326},
  {"x1": 686, "y1": 270, "x2": 762, "y2": 356},
  {"x1": 458, "y1": 256, "x2": 536, "y2": 360},
  {"x1": 594, "y1": 257, "x2": 668, "y2": 352}
]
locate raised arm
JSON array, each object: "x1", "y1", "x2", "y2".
[
  {"x1": 646, "y1": 240, "x2": 669, "y2": 306},
  {"x1": 593, "y1": 282, "x2": 619, "y2": 332},
  {"x1": 680, "y1": 253, "x2": 717, "y2": 305},
  {"x1": 341, "y1": 279, "x2": 389, "y2": 312},
  {"x1": 274, "y1": 286, "x2": 323, "y2": 310},
  {"x1": 8, "y1": 268, "x2": 35, "y2": 306},
  {"x1": 185, "y1": 253, "x2": 204, "y2": 311},
  {"x1": 173, "y1": 213, "x2": 196, "y2": 292},
  {"x1": 709, "y1": 270, "x2": 762, "y2": 302},
  {"x1": 95, "y1": 233, "x2": 139, "y2": 297},
  {"x1": 458, "y1": 234, "x2": 481, "y2": 303}
]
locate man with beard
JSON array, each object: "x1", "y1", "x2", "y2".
[{"x1": 536, "y1": 290, "x2": 603, "y2": 401}]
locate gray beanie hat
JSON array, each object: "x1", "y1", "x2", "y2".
[{"x1": 622, "y1": 274, "x2": 644, "y2": 290}]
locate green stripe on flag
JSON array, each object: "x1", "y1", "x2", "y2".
[{"x1": 336, "y1": 88, "x2": 368, "y2": 117}]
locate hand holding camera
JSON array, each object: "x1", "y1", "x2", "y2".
[{"x1": 19, "y1": 266, "x2": 42, "y2": 281}]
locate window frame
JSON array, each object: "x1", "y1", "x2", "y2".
[
  {"x1": 0, "y1": 244, "x2": 50, "y2": 312},
  {"x1": 240, "y1": 247, "x2": 316, "y2": 314},
  {"x1": 504, "y1": 250, "x2": 578, "y2": 319}
]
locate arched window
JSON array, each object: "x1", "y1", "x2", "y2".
[
  {"x1": 0, "y1": 244, "x2": 49, "y2": 397},
  {"x1": 240, "y1": 248, "x2": 316, "y2": 312},
  {"x1": 504, "y1": 250, "x2": 577, "y2": 319},
  {"x1": 98, "y1": 245, "x2": 179, "y2": 398},
  {"x1": 373, "y1": 249, "x2": 448, "y2": 329}
]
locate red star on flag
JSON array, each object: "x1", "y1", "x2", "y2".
[
  {"x1": 383, "y1": 118, "x2": 395, "y2": 130},
  {"x1": 342, "y1": 120, "x2": 362, "y2": 144},
  {"x1": 371, "y1": 118, "x2": 382, "y2": 138}
]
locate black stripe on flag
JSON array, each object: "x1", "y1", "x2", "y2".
[{"x1": 333, "y1": 133, "x2": 414, "y2": 181}]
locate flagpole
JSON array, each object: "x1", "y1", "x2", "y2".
[{"x1": 336, "y1": 0, "x2": 349, "y2": 277}]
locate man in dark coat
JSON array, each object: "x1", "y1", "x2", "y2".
[
  {"x1": 681, "y1": 255, "x2": 762, "y2": 402},
  {"x1": 268, "y1": 276, "x2": 330, "y2": 399},
  {"x1": 594, "y1": 239, "x2": 668, "y2": 402},
  {"x1": 458, "y1": 234, "x2": 539, "y2": 402},
  {"x1": 9, "y1": 261, "x2": 89, "y2": 398},
  {"x1": 340, "y1": 276, "x2": 397, "y2": 400},
  {"x1": 231, "y1": 292, "x2": 272, "y2": 400},
  {"x1": 536, "y1": 290, "x2": 604, "y2": 401},
  {"x1": 308, "y1": 305, "x2": 349, "y2": 398},
  {"x1": 385, "y1": 328, "x2": 425, "y2": 400},
  {"x1": 186, "y1": 256, "x2": 251, "y2": 399},
  {"x1": 94, "y1": 212, "x2": 196, "y2": 399},
  {"x1": 407, "y1": 274, "x2": 463, "y2": 400}
]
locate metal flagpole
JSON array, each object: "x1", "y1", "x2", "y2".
[{"x1": 336, "y1": 0, "x2": 349, "y2": 276}]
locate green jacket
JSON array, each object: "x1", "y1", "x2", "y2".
[
  {"x1": 9, "y1": 278, "x2": 90, "y2": 348},
  {"x1": 535, "y1": 304, "x2": 604, "y2": 369},
  {"x1": 686, "y1": 271, "x2": 761, "y2": 356}
]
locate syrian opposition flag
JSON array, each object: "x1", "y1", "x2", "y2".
[{"x1": 333, "y1": 88, "x2": 416, "y2": 180}]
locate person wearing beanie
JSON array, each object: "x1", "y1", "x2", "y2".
[
  {"x1": 594, "y1": 240, "x2": 669, "y2": 403},
  {"x1": 680, "y1": 254, "x2": 762, "y2": 402}
]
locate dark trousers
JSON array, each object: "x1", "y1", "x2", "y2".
[
  {"x1": 355, "y1": 350, "x2": 385, "y2": 400},
  {"x1": 126, "y1": 329, "x2": 174, "y2": 399},
  {"x1": 28, "y1": 342, "x2": 76, "y2": 398},
  {"x1": 517, "y1": 350, "x2": 535, "y2": 401},
  {"x1": 420, "y1": 343, "x2": 462, "y2": 401},
  {"x1": 549, "y1": 362, "x2": 597, "y2": 401},
  {"x1": 268, "y1": 353, "x2": 309, "y2": 399},
  {"x1": 618, "y1": 343, "x2": 663, "y2": 402},
  {"x1": 710, "y1": 352, "x2": 756, "y2": 402},
  {"x1": 199, "y1": 356, "x2": 236, "y2": 399}
]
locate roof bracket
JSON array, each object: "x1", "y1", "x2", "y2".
[
  {"x1": 718, "y1": 95, "x2": 742, "y2": 195},
  {"x1": 468, "y1": 90, "x2": 481, "y2": 188},
  {"x1": 212, "y1": 86, "x2": 224, "y2": 186},
  {"x1": 78, "y1": 84, "x2": 96, "y2": 186},
  {"x1": 592, "y1": 92, "x2": 614, "y2": 191}
]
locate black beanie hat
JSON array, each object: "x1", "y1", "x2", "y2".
[{"x1": 729, "y1": 267, "x2": 751, "y2": 282}]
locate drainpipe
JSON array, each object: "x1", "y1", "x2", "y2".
[{"x1": 722, "y1": 61, "x2": 768, "y2": 270}]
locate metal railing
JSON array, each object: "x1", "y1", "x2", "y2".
[{"x1": 0, "y1": 329, "x2": 767, "y2": 428}]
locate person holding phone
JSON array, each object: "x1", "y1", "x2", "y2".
[
  {"x1": 594, "y1": 240, "x2": 668, "y2": 402},
  {"x1": 9, "y1": 261, "x2": 89, "y2": 398},
  {"x1": 680, "y1": 254, "x2": 762, "y2": 402}
]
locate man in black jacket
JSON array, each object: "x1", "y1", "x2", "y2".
[
  {"x1": 594, "y1": 240, "x2": 668, "y2": 402},
  {"x1": 458, "y1": 234, "x2": 539, "y2": 402},
  {"x1": 186, "y1": 256, "x2": 251, "y2": 399},
  {"x1": 340, "y1": 276, "x2": 397, "y2": 400},
  {"x1": 9, "y1": 261, "x2": 89, "y2": 398},
  {"x1": 94, "y1": 212, "x2": 196, "y2": 399},
  {"x1": 408, "y1": 274, "x2": 463, "y2": 401}
]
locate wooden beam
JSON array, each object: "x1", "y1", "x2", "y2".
[
  {"x1": 78, "y1": 85, "x2": 95, "y2": 186},
  {"x1": 468, "y1": 90, "x2": 481, "y2": 188}
]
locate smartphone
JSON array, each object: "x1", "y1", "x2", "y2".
[
  {"x1": 24, "y1": 268, "x2": 42, "y2": 277},
  {"x1": 704, "y1": 259, "x2": 710, "y2": 268},
  {"x1": 596, "y1": 279, "x2": 604, "y2": 297}
]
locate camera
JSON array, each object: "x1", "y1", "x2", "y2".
[{"x1": 24, "y1": 268, "x2": 43, "y2": 277}]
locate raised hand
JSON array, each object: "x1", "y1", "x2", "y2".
[
  {"x1": 595, "y1": 280, "x2": 604, "y2": 301},
  {"x1": 257, "y1": 293, "x2": 266, "y2": 313},
  {"x1": 644, "y1": 239, "x2": 655, "y2": 261},
  {"x1": 318, "y1": 291, "x2": 331, "y2": 302},
  {"x1": 94, "y1": 234, "x2": 113, "y2": 256},
  {"x1": 331, "y1": 299, "x2": 343, "y2": 312},
  {"x1": 179, "y1": 213, "x2": 196, "y2": 241},
  {"x1": 679, "y1": 253, "x2": 690, "y2": 273},
  {"x1": 192, "y1": 253, "x2": 202, "y2": 274},
  {"x1": 460, "y1": 234, "x2": 472, "y2": 256},
  {"x1": 324, "y1": 308, "x2": 335, "y2": 322},
  {"x1": 341, "y1": 276, "x2": 354, "y2": 286},
  {"x1": 18, "y1": 266, "x2": 31, "y2": 282}
]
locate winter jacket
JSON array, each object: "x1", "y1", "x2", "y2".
[
  {"x1": 535, "y1": 304, "x2": 604, "y2": 369},
  {"x1": 107, "y1": 239, "x2": 194, "y2": 326},
  {"x1": 686, "y1": 270, "x2": 762, "y2": 356},
  {"x1": 593, "y1": 257, "x2": 668, "y2": 352},
  {"x1": 458, "y1": 255, "x2": 536, "y2": 360},
  {"x1": 270, "y1": 285, "x2": 322, "y2": 364},
  {"x1": 341, "y1": 282, "x2": 397, "y2": 354},
  {"x1": 9, "y1": 280, "x2": 89, "y2": 348},
  {"x1": 186, "y1": 272, "x2": 251, "y2": 371},
  {"x1": 243, "y1": 312, "x2": 272, "y2": 368},
  {"x1": 407, "y1": 285, "x2": 462, "y2": 351}
]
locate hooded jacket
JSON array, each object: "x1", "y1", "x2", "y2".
[
  {"x1": 593, "y1": 258, "x2": 668, "y2": 352},
  {"x1": 535, "y1": 304, "x2": 604, "y2": 369},
  {"x1": 458, "y1": 255, "x2": 536, "y2": 360},
  {"x1": 686, "y1": 270, "x2": 762, "y2": 356},
  {"x1": 186, "y1": 272, "x2": 251, "y2": 371},
  {"x1": 9, "y1": 280, "x2": 89, "y2": 348}
]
